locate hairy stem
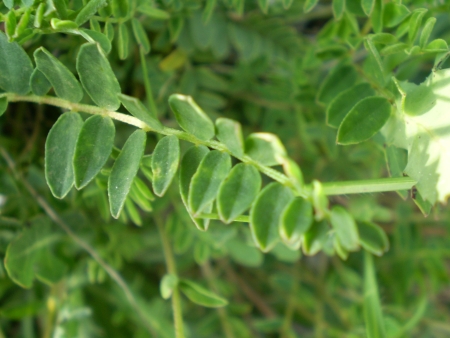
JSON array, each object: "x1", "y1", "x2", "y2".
[{"x1": 155, "y1": 217, "x2": 185, "y2": 338}]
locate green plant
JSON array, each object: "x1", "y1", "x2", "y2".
[{"x1": 1, "y1": 0, "x2": 450, "y2": 337}]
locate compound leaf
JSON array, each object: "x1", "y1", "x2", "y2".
[
  {"x1": 250, "y1": 182, "x2": 294, "y2": 252},
  {"x1": 217, "y1": 163, "x2": 261, "y2": 223},
  {"x1": 108, "y1": 130, "x2": 146, "y2": 218},
  {"x1": 34, "y1": 47, "x2": 83, "y2": 102},
  {"x1": 179, "y1": 279, "x2": 228, "y2": 308},
  {"x1": 337, "y1": 97, "x2": 391, "y2": 145},
  {"x1": 189, "y1": 150, "x2": 231, "y2": 216},
  {"x1": 73, "y1": 115, "x2": 115, "y2": 189},
  {"x1": 77, "y1": 43, "x2": 121, "y2": 111},
  {"x1": 169, "y1": 94, "x2": 215, "y2": 141},
  {"x1": 151, "y1": 135, "x2": 180, "y2": 197},
  {"x1": 45, "y1": 112, "x2": 83, "y2": 199},
  {"x1": 0, "y1": 31, "x2": 33, "y2": 94}
]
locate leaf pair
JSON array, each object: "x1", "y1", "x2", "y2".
[
  {"x1": 250, "y1": 183, "x2": 313, "y2": 252},
  {"x1": 45, "y1": 112, "x2": 115, "y2": 199}
]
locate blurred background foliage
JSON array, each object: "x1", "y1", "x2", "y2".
[{"x1": 1, "y1": 0, "x2": 450, "y2": 337}]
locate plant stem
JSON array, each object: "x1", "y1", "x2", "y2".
[
  {"x1": 320, "y1": 177, "x2": 416, "y2": 195},
  {"x1": 2, "y1": 93, "x2": 418, "y2": 197},
  {"x1": 155, "y1": 217, "x2": 185, "y2": 338}
]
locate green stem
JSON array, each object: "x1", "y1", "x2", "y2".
[
  {"x1": 320, "y1": 177, "x2": 416, "y2": 195},
  {"x1": 155, "y1": 217, "x2": 185, "y2": 338},
  {"x1": 2, "y1": 93, "x2": 417, "y2": 197}
]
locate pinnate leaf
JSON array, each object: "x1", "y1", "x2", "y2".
[
  {"x1": 45, "y1": 112, "x2": 83, "y2": 199},
  {"x1": 34, "y1": 47, "x2": 83, "y2": 102},
  {"x1": 169, "y1": 94, "x2": 215, "y2": 141},
  {"x1": 77, "y1": 43, "x2": 121, "y2": 110},
  {"x1": 250, "y1": 182, "x2": 294, "y2": 252},
  {"x1": 217, "y1": 163, "x2": 261, "y2": 223},
  {"x1": 108, "y1": 130, "x2": 146, "y2": 218},
  {"x1": 337, "y1": 97, "x2": 391, "y2": 145},
  {"x1": 151, "y1": 135, "x2": 180, "y2": 197},
  {"x1": 189, "y1": 150, "x2": 231, "y2": 216},
  {"x1": 73, "y1": 115, "x2": 115, "y2": 189},
  {"x1": 179, "y1": 279, "x2": 228, "y2": 308},
  {"x1": 0, "y1": 31, "x2": 33, "y2": 94}
]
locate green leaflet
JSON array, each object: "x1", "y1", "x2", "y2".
[
  {"x1": 194, "y1": 242, "x2": 210, "y2": 264},
  {"x1": 125, "y1": 198, "x2": 142, "y2": 226},
  {"x1": 327, "y1": 83, "x2": 376, "y2": 128},
  {"x1": 317, "y1": 64, "x2": 358, "y2": 105},
  {"x1": 34, "y1": 3, "x2": 45, "y2": 28},
  {"x1": 77, "y1": 43, "x2": 121, "y2": 111},
  {"x1": 0, "y1": 97, "x2": 8, "y2": 116},
  {"x1": 361, "y1": 0, "x2": 374, "y2": 16},
  {"x1": 34, "y1": 47, "x2": 83, "y2": 102},
  {"x1": 303, "y1": 220, "x2": 329, "y2": 256},
  {"x1": 202, "y1": 0, "x2": 217, "y2": 23},
  {"x1": 337, "y1": 97, "x2": 391, "y2": 145},
  {"x1": 108, "y1": 130, "x2": 146, "y2": 218},
  {"x1": 303, "y1": 0, "x2": 318, "y2": 13},
  {"x1": 330, "y1": 206, "x2": 359, "y2": 251},
  {"x1": 30, "y1": 68, "x2": 52, "y2": 96},
  {"x1": 118, "y1": 94, "x2": 162, "y2": 131},
  {"x1": 189, "y1": 150, "x2": 231, "y2": 216},
  {"x1": 383, "y1": 3, "x2": 410, "y2": 28},
  {"x1": 280, "y1": 197, "x2": 313, "y2": 246},
  {"x1": 250, "y1": 182, "x2": 294, "y2": 252},
  {"x1": 408, "y1": 9, "x2": 427, "y2": 44},
  {"x1": 217, "y1": 163, "x2": 261, "y2": 223},
  {"x1": 3, "y1": 0, "x2": 13, "y2": 9},
  {"x1": 179, "y1": 145, "x2": 211, "y2": 230},
  {"x1": 131, "y1": 18, "x2": 151, "y2": 54},
  {"x1": 425, "y1": 39, "x2": 448, "y2": 53},
  {"x1": 75, "y1": 0, "x2": 107, "y2": 26},
  {"x1": 419, "y1": 17, "x2": 436, "y2": 49},
  {"x1": 136, "y1": 4, "x2": 170, "y2": 20},
  {"x1": 257, "y1": 0, "x2": 269, "y2": 14},
  {"x1": 160, "y1": 274, "x2": 179, "y2": 299},
  {"x1": 168, "y1": 94, "x2": 215, "y2": 141},
  {"x1": 4, "y1": 219, "x2": 66, "y2": 289},
  {"x1": 282, "y1": 159, "x2": 304, "y2": 192},
  {"x1": 73, "y1": 115, "x2": 115, "y2": 189},
  {"x1": 0, "y1": 31, "x2": 33, "y2": 94},
  {"x1": 151, "y1": 135, "x2": 180, "y2": 197},
  {"x1": 332, "y1": 0, "x2": 345, "y2": 20},
  {"x1": 371, "y1": 0, "x2": 383, "y2": 34},
  {"x1": 179, "y1": 279, "x2": 228, "y2": 308},
  {"x1": 45, "y1": 112, "x2": 83, "y2": 199},
  {"x1": 104, "y1": 22, "x2": 115, "y2": 41},
  {"x1": 50, "y1": 18, "x2": 78, "y2": 31},
  {"x1": 244, "y1": 133, "x2": 287, "y2": 166},
  {"x1": 395, "y1": 80, "x2": 436, "y2": 116},
  {"x1": 215, "y1": 118, "x2": 244, "y2": 157},
  {"x1": 358, "y1": 222, "x2": 389, "y2": 256},
  {"x1": 226, "y1": 237, "x2": 263, "y2": 267},
  {"x1": 111, "y1": 0, "x2": 129, "y2": 18},
  {"x1": 78, "y1": 29, "x2": 112, "y2": 54},
  {"x1": 117, "y1": 23, "x2": 130, "y2": 60},
  {"x1": 5, "y1": 10, "x2": 16, "y2": 39},
  {"x1": 363, "y1": 252, "x2": 386, "y2": 338}
]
